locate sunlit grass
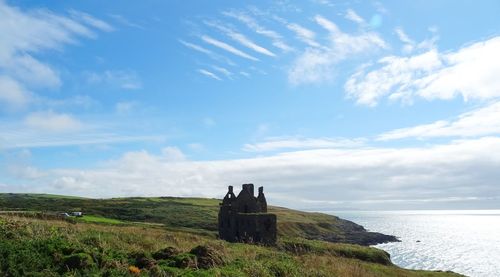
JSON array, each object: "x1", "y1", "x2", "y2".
[
  {"x1": 0, "y1": 215, "x2": 463, "y2": 276},
  {"x1": 76, "y1": 215, "x2": 124, "y2": 225}
]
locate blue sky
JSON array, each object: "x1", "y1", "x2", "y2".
[{"x1": 1, "y1": 0, "x2": 500, "y2": 210}]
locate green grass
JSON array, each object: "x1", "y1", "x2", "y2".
[
  {"x1": 77, "y1": 215, "x2": 124, "y2": 225},
  {"x1": 0, "y1": 215, "x2": 463, "y2": 277},
  {"x1": 0, "y1": 193, "x2": 395, "y2": 245}
]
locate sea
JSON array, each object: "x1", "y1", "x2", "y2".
[{"x1": 329, "y1": 210, "x2": 500, "y2": 277}]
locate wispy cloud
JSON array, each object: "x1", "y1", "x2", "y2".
[
  {"x1": 204, "y1": 21, "x2": 276, "y2": 57},
  {"x1": 239, "y1": 71, "x2": 250, "y2": 78},
  {"x1": 288, "y1": 15, "x2": 387, "y2": 85},
  {"x1": 108, "y1": 14, "x2": 143, "y2": 29},
  {"x1": 24, "y1": 111, "x2": 82, "y2": 132},
  {"x1": 0, "y1": 118, "x2": 164, "y2": 149},
  {"x1": 70, "y1": 10, "x2": 114, "y2": 32},
  {"x1": 345, "y1": 36, "x2": 500, "y2": 106},
  {"x1": 179, "y1": 39, "x2": 236, "y2": 66},
  {"x1": 179, "y1": 39, "x2": 213, "y2": 55},
  {"x1": 212, "y1": 66, "x2": 233, "y2": 78},
  {"x1": 201, "y1": 35, "x2": 259, "y2": 61},
  {"x1": 345, "y1": 9, "x2": 365, "y2": 25},
  {"x1": 85, "y1": 70, "x2": 142, "y2": 90},
  {"x1": 315, "y1": 15, "x2": 340, "y2": 33},
  {"x1": 287, "y1": 23, "x2": 320, "y2": 47},
  {"x1": 0, "y1": 76, "x2": 32, "y2": 110},
  {"x1": 243, "y1": 137, "x2": 365, "y2": 152},
  {"x1": 222, "y1": 10, "x2": 293, "y2": 52},
  {"x1": 0, "y1": 1, "x2": 112, "y2": 110},
  {"x1": 198, "y1": 69, "x2": 221, "y2": 81},
  {"x1": 378, "y1": 101, "x2": 500, "y2": 141},
  {"x1": 394, "y1": 27, "x2": 415, "y2": 53}
]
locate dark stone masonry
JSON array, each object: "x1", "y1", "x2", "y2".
[{"x1": 218, "y1": 184, "x2": 277, "y2": 244}]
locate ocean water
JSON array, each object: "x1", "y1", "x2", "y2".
[{"x1": 330, "y1": 210, "x2": 500, "y2": 277}]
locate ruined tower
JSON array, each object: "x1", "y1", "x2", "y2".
[{"x1": 218, "y1": 184, "x2": 277, "y2": 244}]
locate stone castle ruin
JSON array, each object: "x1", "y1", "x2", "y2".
[{"x1": 218, "y1": 184, "x2": 277, "y2": 244}]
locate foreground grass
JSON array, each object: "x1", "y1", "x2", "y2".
[{"x1": 0, "y1": 215, "x2": 462, "y2": 277}]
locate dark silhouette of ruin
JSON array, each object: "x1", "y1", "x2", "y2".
[{"x1": 218, "y1": 184, "x2": 277, "y2": 244}]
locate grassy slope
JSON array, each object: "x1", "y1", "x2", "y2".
[
  {"x1": 0, "y1": 193, "x2": 394, "y2": 245},
  {"x1": 0, "y1": 214, "x2": 462, "y2": 277}
]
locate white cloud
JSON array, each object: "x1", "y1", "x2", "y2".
[
  {"x1": 394, "y1": 27, "x2": 437, "y2": 54},
  {"x1": 222, "y1": 10, "x2": 293, "y2": 52},
  {"x1": 24, "y1": 111, "x2": 83, "y2": 132},
  {"x1": 161, "y1": 146, "x2": 187, "y2": 162},
  {"x1": 198, "y1": 69, "x2": 221, "y2": 81},
  {"x1": 345, "y1": 49, "x2": 442, "y2": 106},
  {"x1": 312, "y1": 0, "x2": 335, "y2": 7},
  {"x1": 288, "y1": 15, "x2": 387, "y2": 85},
  {"x1": 239, "y1": 71, "x2": 250, "y2": 78},
  {"x1": 86, "y1": 70, "x2": 142, "y2": 90},
  {"x1": 212, "y1": 66, "x2": 233, "y2": 78},
  {"x1": 227, "y1": 32, "x2": 275, "y2": 57},
  {"x1": 286, "y1": 23, "x2": 320, "y2": 47},
  {"x1": 3, "y1": 54, "x2": 61, "y2": 89},
  {"x1": 70, "y1": 10, "x2": 114, "y2": 32},
  {"x1": 0, "y1": 75, "x2": 32, "y2": 110},
  {"x1": 378, "y1": 101, "x2": 500, "y2": 140},
  {"x1": 395, "y1": 27, "x2": 414, "y2": 45},
  {"x1": 204, "y1": 21, "x2": 276, "y2": 57},
  {"x1": 345, "y1": 9, "x2": 365, "y2": 24},
  {"x1": 243, "y1": 137, "x2": 365, "y2": 152},
  {"x1": 179, "y1": 39, "x2": 213, "y2": 55},
  {"x1": 0, "y1": 123, "x2": 164, "y2": 149},
  {"x1": 9, "y1": 137, "x2": 500, "y2": 209},
  {"x1": 201, "y1": 35, "x2": 259, "y2": 61},
  {"x1": 108, "y1": 14, "x2": 143, "y2": 29},
  {"x1": 345, "y1": 36, "x2": 500, "y2": 106},
  {"x1": 395, "y1": 27, "x2": 415, "y2": 53},
  {"x1": 8, "y1": 165, "x2": 47, "y2": 179},
  {"x1": 315, "y1": 15, "x2": 340, "y2": 33},
  {"x1": 179, "y1": 39, "x2": 236, "y2": 66},
  {"x1": 0, "y1": 1, "x2": 112, "y2": 108},
  {"x1": 0, "y1": 2, "x2": 95, "y2": 59}
]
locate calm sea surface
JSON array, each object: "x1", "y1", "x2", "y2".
[{"x1": 329, "y1": 210, "x2": 500, "y2": 277}]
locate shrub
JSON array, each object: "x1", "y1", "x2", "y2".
[
  {"x1": 153, "y1": 246, "x2": 180, "y2": 260},
  {"x1": 129, "y1": 251, "x2": 156, "y2": 269},
  {"x1": 63, "y1": 253, "x2": 95, "y2": 270},
  {"x1": 189, "y1": 245, "x2": 226, "y2": 269},
  {"x1": 172, "y1": 253, "x2": 198, "y2": 269}
]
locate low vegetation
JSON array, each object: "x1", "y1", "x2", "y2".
[
  {"x1": 0, "y1": 194, "x2": 463, "y2": 276},
  {"x1": 0, "y1": 214, "x2": 462, "y2": 276}
]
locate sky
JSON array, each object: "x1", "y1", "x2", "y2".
[{"x1": 1, "y1": 0, "x2": 500, "y2": 210}]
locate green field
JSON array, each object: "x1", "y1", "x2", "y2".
[
  {"x1": 77, "y1": 215, "x2": 124, "y2": 225},
  {"x1": 0, "y1": 194, "x2": 463, "y2": 276},
  {"x1": 0, "y1": 193, "x2": 394, "y2": 245}
]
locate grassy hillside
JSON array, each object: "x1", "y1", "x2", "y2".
[
  {"x1": 0, "y1": 214, "x2": 462, "y2": 276},
  {"x1": 0, "y1": 193, "x2": 395, "y2": 245}
]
